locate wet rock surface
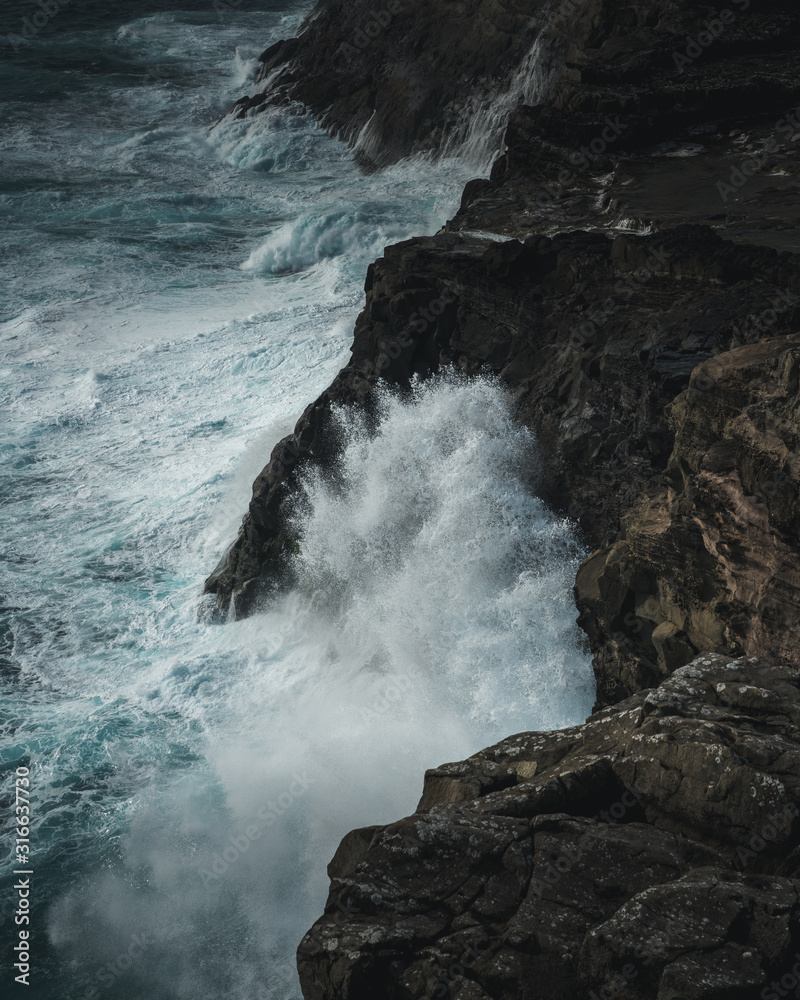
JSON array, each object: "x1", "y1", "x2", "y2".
[
  {"x1": 206, "y1": 227, "x2": 800, "y2": 694},
  {"x1": 578, "y1": 334, "x2": 800, "y2": 705},
  {"x1": 298, "y1": 655, "x2": 800, "y2": 1000},
  {"x1": 208, "y1": 0, "x2": 800, "y2": 699},
  {"x1": 207, "y1": 3, "x2": 800, "y2": 995},
  {"x1": 232, "y1": 0, "x2": 553, "y2": 169}
]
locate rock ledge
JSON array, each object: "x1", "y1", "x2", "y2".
[{"x1": 299, "y1": 655, "x2": 800, "y2": 1000}]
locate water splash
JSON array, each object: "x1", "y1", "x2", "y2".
[
  {"x1": 2, "y1": 4, "x2": 590, "y2": 997},
  {"x1": 441, "y1": 30, "x2": 564, "y2": 171},
  {"x1": 292, "y1": 372, "x2": 593, "y2": 731},
  {"x1": 44, "y1": 375, "x2": 593, "y2": 1000},
  {"x1": 229, "y1": 3, "x2": 566, "y2": 177}
]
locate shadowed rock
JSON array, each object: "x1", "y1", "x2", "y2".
[
  {"x1": 298, "y1": 655, "x2": 800, "y2": 1000},
  {"x1": 204, "y1": 5, "x2": 800, "y2": 994},
  {"x1": 207, "y1": 0, "x2": 800, "y2": 702}
]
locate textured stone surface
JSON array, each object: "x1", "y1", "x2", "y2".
[
  {"x1": 207, "y1": 0, "x2": 800, "y2": 704},
  {"x1": 203, "y1": 6, "x2": 800, "y2": 994},
  {"x1": 205, "y1": 227, "x2": 800, "y2": 692},
  {"x1": 298, "y1": 656, "x2": 800, "y2": 1000},
  {"x1": 232, "y1": 0, "x2": 553, "y2": 169},
  {"x1": 578, "y1": 335, "x2": 800, "y2": 704}
]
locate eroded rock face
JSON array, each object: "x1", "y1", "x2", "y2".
[
  {"x1": 208, "y1": 0, "x2": 800, "y2": 702},
  {"x1": 453, "y1": 2, "x2": 800, "y2": 248},
  {"x1": 232, "y1": 0, "x2": 800, "y2": 196},
  {"x1": 209, "y1": 2, "x2": 800, "y2": 996},
  {"x1": 577, "y1": 336, "x2": 800, "y2": 705},
  {"x1": 233, "y1": 0, "x2": 554, "y2": 169},
  {"x1": 205, "y1": 225, "x2": 800, "y2": 677},
  {"x1": 298, "y1": 655, "x2": 800, "y2": 1000}
]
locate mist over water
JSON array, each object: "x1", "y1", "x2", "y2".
[
  {"x1": 0, "y1": 3, "x2": 593, "y2": 999},
  {"x1": 292, "y1": 375, "x2": 592, "y2": 736},
  {"x1": 40, "y1": 376, "x2": 593, "y2": 1000}
]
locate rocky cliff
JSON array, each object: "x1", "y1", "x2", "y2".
[
  {"x1": 232, "y1": 0, "x2": 554, "y2": 168},
  {"x1": 206, "y1": 0, "x2": 800, "y2": 996},
  {"x1": 298, "y1": 654, "x2": 800, "y2": 1000}
]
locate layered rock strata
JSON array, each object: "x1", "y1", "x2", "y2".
[
  {"x1": 209, "y1": 0, "x2": 800, "y2": 701},
  {"x1": 233, "y1": 0, "x2": 553, "y2": 168},
  {"x1": 205, "y1": 226, "x2": 800, "y2": 705},
  {"x1": 205, "y1": 2, "x2": 800, "y2": 996}
]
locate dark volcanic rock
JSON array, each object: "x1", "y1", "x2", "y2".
[
  {"x1": 233, "y1": 0, "x2": 554, "y2": 169},
  {"x1": 577, "y1": 334, "x2": 800, "y2": 706},
  {"x1": 298, "y1": 655, "x2": 800, "y2": 1000},
  {"x1": 448, "y1": 0, "x2": 800, "y2": 247},
  {"x1": 208, "y1": 0, "x2": 800, "y2": 698},
  {"x1": 203, "y1": 365, "x2": 374, "y2": 618},
  {"x1": 207, "y1": 3, "x2": 800, "y2": 994},
  {"x1": 206, "y1": 227, "x2": 800, "y2": 676},
  {"x1": 233, "y1": 0, "x2": 800, "y2": 185}
]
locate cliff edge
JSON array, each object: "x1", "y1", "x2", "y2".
[{"x1": 204, "y1": 1, "x2": 800, "y2": 995}]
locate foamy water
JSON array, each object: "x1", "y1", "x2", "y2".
[{"x1": 0, "y1": 3, "x2": 592, "y2": 998}]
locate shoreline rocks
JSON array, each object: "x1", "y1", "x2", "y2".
[
  {"x1": 205, "y1": 2, "x2": 800, "y2": 995},
  {"x1": 205, "y1": 225, "x2": 800, "y2": 702},
  {"x1": 298, "y1": 655, "x2": 800, "y2": 1000},
  {"x1": 208, "y1": 0, "x2": 800, "y2": 699}
]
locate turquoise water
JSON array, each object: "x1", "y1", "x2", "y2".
[{"x1": 0, "y1": 4, "x2": 594, "y2": 998}]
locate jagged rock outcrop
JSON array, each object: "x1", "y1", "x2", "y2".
[
  {"x1": 231, "y1": 0, "x2": 554, "y2": 168},
  {"x1": 206, "y1": 225, "x2": 800, "y2": 694},
  {"x1": 453, "y1": 1, "x2": 800, "y2": 242},
  {"x1": 206, "y1": 4, "x2": 800, "y2": 995},
  {"x1": 578, "y1": 335, "x2": 800, "y2": 706},
  {"x1": 208, "y1": 0, "x2": 800, "y2": 698},
  {"x1": 298, "y1": 655, "x2": 800, "y2": 1000},
  {"x1": 234, "y1": 0, "x2": 800, "y2": 179}
]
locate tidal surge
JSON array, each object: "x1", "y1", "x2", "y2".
[
  {"x1": 46, "y1": 375, "x2": 593, "y2": 1000},
  {"x1": 0, "y1": 3, "x2": 593, "y2": 998}
]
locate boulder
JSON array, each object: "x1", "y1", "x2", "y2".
[{"x1": 298, "y1": 655, "x2": 800, "y2": 1000}]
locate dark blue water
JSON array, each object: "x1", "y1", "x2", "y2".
[{"x1": 0, "y1": 4, "x2": 593, "y2": 998}]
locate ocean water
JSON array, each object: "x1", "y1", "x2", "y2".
[{"x1": 0, "y1": 3, "x2": 594, "y2": 998}]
